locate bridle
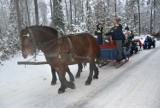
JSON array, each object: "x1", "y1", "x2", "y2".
[
  {"x1": 22, "y1": 27, "x2": 41, "y2": 60},
  {"x1": 22, "y1": 28, "x2": 68, "y2": 57}
]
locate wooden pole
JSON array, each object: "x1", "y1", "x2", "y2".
[{"x1": 17, "y1": 61, "x2": 48, "y2": 65}]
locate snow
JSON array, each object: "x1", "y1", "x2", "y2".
[{"x1": 0, "y1": 42, "x2": 160, "y2": 108}]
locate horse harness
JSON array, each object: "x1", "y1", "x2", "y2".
[
  {"x1": 57, "y1": 36, "x2": 75, "y2": 62},
  {"x1": 25, "y1": 29, "x2": 92, "y2": 63},
  {"x1": 57, "y1": 35, "x2": 92, "y2": 63}
]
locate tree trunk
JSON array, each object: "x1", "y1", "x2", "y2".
[
  {"x1": 50, "y1": 0, "x2": 53, "y2": 21},
  {"x1": 86, "y1": 0, "x2": 89, "y2": 11},
  {"x1": 0, "y1": 0, "x2": 8, "y2": 30},
  {"x1": 137, "y1": 0, "x2": 141, "y2": 35},
  {"x1": 115, "y1": 0, "x2": 117, "y2": 18},
  {"x1": 15, "y1": 0, "x2": 21, "y2": 34},
  {"x1": 86, "y1": 0, "x2": 89, "y2": 31},
  {"x1": 107, "y1": 0, "x2": 110, "y2": 12},
  {"x1": 25, "y1": 0, "x2": 31, "y2": 26},
  {"x1": 65, "y1": 0, "x2": 69, "y2": 27},
  {"x1": 52, "y1": 0, "x2": 65, "y2": 31},
  {"x1": 126, "y1": 0, "x2": 129, "y2": 24},
  {"x1": 0, "y1": 28, "x2": 2, "y2": 40},
  {"x1": 150, "y1": 1, "x2": 153, "y2": 34},
  {"x1": 70, "y1": 0, "x2": 72, "y2": 24},
  {"x1": 81, "y1": 1, "x2": 84, "y2": 22},
  {"x1": 107, "y1": 0, "x2": 110, "y2": 27},
  {"x1": 153, "y1": 0, "x2": 156, "y2": 33},
  {"x1": 51, "y1": 0, "x2": 55, "y2": 27},
  {"x1": 34, "y1": 0, "x2": 39, "y2": 25},
  {"x1": 74, "y1": 0, "x2": 77, "y2": 24}
]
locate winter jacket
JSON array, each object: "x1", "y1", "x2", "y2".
[
  {"x1": 95, "y1": 29, "x2": 103, "y2": 45},
  {"x1": 128, "y1": 34, "x2": 134, "y2": 40},
  {"x1": 95, "y1": 29, "x2": 103, "y2": 36},
  {"x1": 111, "y1": 24, "x2": 125, "y2": 40}
]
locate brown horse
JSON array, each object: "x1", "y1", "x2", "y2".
[
  {"x1": 20, "y1": 26, "x2": 100, "y2": 93},
  {"x1": 20, "y1": 28, "x2": 85, "y2": 85},
  {"x1": 20, "y1": 26, "x2": 75, "y2": 85}
]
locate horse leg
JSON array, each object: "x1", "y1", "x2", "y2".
[
  {"x1": 57, "y1": 74, "x2": 67, "y2": 94},
  {"x1": 93, "y1": 66, "x2": 99, "y2": 79},
  {"x1": 57, "y1": 67, "x2": 76, "y2": 94},
  {"x1": 66, "y1": 67, "x2": 74, "y2": 83},
  {"x1": 76, "y1": 63, "x2": 83, "y2": 78},
  {"x1": 58, "y1": 76, "x2": 76, "y2": 94},
  {"x1": 50, "y1": 66, "x2": 57, "y2": 85},
  {"x1": 85, "y1": 63, "x2": 94, "y2": 85}
]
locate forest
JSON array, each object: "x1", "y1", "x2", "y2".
[{"x1": 0, "y1": 0, "x2": 160, "y2": 61}]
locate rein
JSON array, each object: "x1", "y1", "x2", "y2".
[
  {"x1": 40, "y1": 34, "x2": 75, "y2": 60},
  {"x1": 33, "y1": 32, "x2": 90, "y2": 62},
  {"x1": 41, "y1": 34, "x2": 65, "y2": 53},
  {"x1": 27, "y1": 27, "x2": 39, "y2": 60},
  {"x1": 26, "y1": 27, "x2": 63, "y2": 53}
]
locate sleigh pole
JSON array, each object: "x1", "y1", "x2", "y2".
[{"x1": 17, "y1": 61, "x2": 48, "y2": 65}]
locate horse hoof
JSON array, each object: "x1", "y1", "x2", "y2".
[
  {"x1": 51, "y1": 81, "x2": 56, "y2": 85},
  {"x1": 75, "y1": 74, "x2": 80, "y2": 78},
  {"x1": 85, "y1": 81, "x2": 91, "y2": 85},
  {"x1": 93, "y1": 75, "x2": 98, "y2": 79},
  {"x1": 70, "y1": 83, "x2": 76, "y2": 89},
  {"x1": 70, "y1": 80, "x2": 74, "y2": 83},
  {"x1": 58, "y1": 88, "x2": 65, "y2": 94},
  {"x1": 70, "y1": 78, "x2": 75, "y2": 83}
]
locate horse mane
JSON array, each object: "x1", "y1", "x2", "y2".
[
  {"x1": 23, "y1": 25, "x2": 60, "y2": 40},
  {"x1": 26, "y1": 25, "x2": 59, "y2": 35},
  {"x1": 25, "y1": 25, "x2": 58, "y2": 35}
]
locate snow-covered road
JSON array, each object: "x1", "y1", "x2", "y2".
[{"x1": 0, "y1": 42, "x2": 160, "y2": 108}]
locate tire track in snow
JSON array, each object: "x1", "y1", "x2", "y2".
[{"x1": 67, "y1": 46, "x2": 160, "y2": 108}]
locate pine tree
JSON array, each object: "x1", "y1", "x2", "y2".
[
  {"x1": 94, "y1": 0, "x2": 106, "y2": 24},
  {"x1": 1, "y1": 0, "x2": 21, "y2": 60},
  {"x1": 52, "y1": 0, "x2": 65, "y2": 33},
  {"x1": 8, "y1": 0, "x2": 19, "y2": 39},
  {"x1": 86, "y1": 1, "x2": 95, "y2": 34},
  {"x1": 39, "y1": 1, "x2": 48, "y2": 25}
]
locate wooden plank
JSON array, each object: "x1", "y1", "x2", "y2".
[{"x1": 17, "y1": 61, "x2": 48, "y2": 65}]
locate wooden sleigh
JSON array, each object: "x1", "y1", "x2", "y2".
[{"x1": 99, "y1": 42, "x2": 130, "y2": 68}]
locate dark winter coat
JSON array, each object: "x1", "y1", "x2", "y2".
[
  {"x1": 111, "y1": 24, "x2": 125, "y2": 40},
  {"x1": 95, "y1": 28, "x2": 103, "y2": 45},
  {"x1": 128, "y1": 34, "x2": 134, "y2": 40}
]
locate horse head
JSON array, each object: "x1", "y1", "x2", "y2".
[
  {"x1": 20, "y1": 26, "x2": 60, "y2": 59},
  {"x1": 20, "y1": 27, "x2": 36, "y2": 59}
]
